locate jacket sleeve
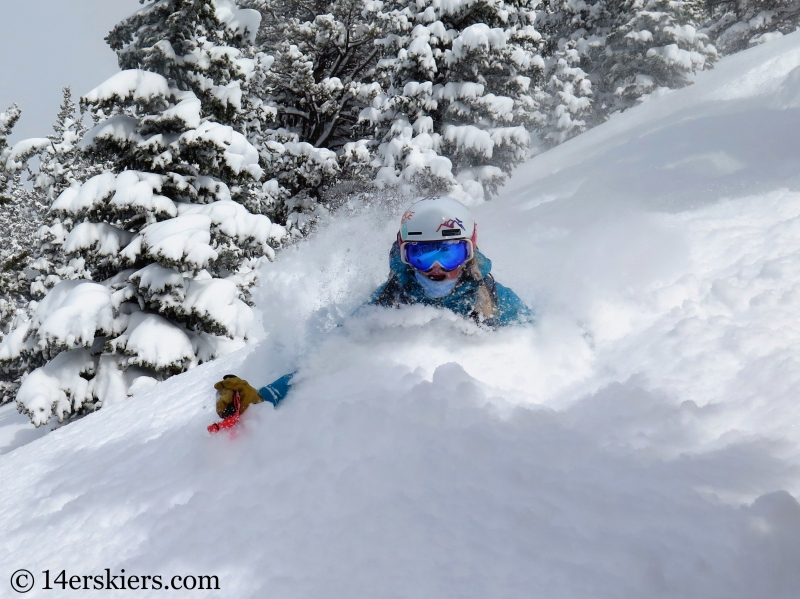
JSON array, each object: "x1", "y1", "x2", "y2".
[
  {"x1": 258, "y1": 373, "x2": 295, "y2": 407},
  {"x1": 492, "y1": 281, "x2": 534, "y2": 326}
]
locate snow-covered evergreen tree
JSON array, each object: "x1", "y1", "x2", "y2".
[
  {"x1": 538, "y1": 39, "x2": 594, "y2": 145},
  {"x1": 0, "y1": 90, "x2": 106, "y2": 404},
  {"x1": 33, "y1": 88, "x2": 94, "y2": 203},
  {"x1": 4, "y1": 0, "x2": 288, "y2": 426},
  {"x1": 251, "y1": 0, "x2": 384, "y2": 151},
  {"x1": 107, "y1": 0, "x2": 262, "y2": 127},
  {"x1": 21, "y1": 89, "x2": 103, "y2": 304},
  {"x1": 704, "y1": 0, "x2": 800, "y2": 54},
  {"x1": 592, "y1": 0, "x2": 717, "y2": 114},
  {"x1": 0, "y1": 104, "x2": 22, "y2": 201},
  {"x1": 0, "y1": 105, "x2": 50, "y2": 321},
  {"x1": 108, "y1": 0, "x2": 349, "y2": 233},
  {"x1": 0, "y1": 97, "x2": 99, "y2": 405},
  {"x1": 537, "y1": 0, "x2": 612, "y2": 53},
  {"x1": 0, "y1": 104, "x2": 50, "y2": 402},
  {"x1": 233, "y1": 0, "x2": 381, "y2": 227},
  {"x1": 0, "y1": 104, "x2": 49, "y2": 239},
  {"x1": 535, "y1": 0, "x2": 612, "y2": 140},
  {"x1": 363, "y1": 0, "x2": 545, "y2": 202}
]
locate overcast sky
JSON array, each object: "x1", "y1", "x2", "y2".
[{"x1": 0, "y1": 0, "x2": 143, "y2": 142}]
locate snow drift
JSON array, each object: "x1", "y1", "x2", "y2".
[{"x1": 3, "y1": 32, "x2": 800, "y2": 598}]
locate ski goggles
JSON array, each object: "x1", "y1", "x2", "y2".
[{"x1": 400, "y1": 239, "x2": 473, "y2": 272}]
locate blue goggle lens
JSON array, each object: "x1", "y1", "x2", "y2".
[{"x1": 404, "y1": 240, "x2": 470, "y2": 272}]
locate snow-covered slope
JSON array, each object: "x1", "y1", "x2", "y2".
[{"x1": 4, "y1": 34, "x2": 800, "y2": 598}]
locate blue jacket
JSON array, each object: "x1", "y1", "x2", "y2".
[
  {"x1": 369, "y1": 242, "x2": 532, "y2": 328},
  {"x1": 258, "y1": 243, "x2": 532, "y2": 406}
]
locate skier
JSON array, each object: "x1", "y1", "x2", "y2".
[{"x1": 213, "y1": 197, "x2": 531, "y2": 420}]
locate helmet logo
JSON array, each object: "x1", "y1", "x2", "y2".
[
  {"x1": 436, "y1": 218, "x2": 465, "y2": 232},
  {"x1": 401, "y1": 210, "x2": 415, "y2": 223}
]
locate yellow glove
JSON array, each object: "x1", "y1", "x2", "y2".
[{"x1": 214, "y1": 375, "x2": 263, "y2": 418}]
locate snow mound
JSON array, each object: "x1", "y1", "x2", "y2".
[
  {"x1": 183, "y1": 279, "x2": 254, "y2": 338},
  {"x1": 79, "y1": 114, "x2": 141, "y2": 148},
  {"x1": 29, "y1": 280, "x2": 114, "y2": 350},
  {"x1": 109, "y1": 171, "x2": 177, "y2": 217},
  {"x1": 179, "y1": 121, "x2": 263, "y2": 179},
  {"x1": 213, "y1": 0, "x2": 261, "y2": 43},
  {"x1": 448, "y1": 23, "x2": 507, "y2": 63},
  {"x1": 63, "y1": 222, "x2": 135, "y2": 257},
  {"x1": 4, "y1": 32, "x2": 800, "y2": 599},
  {"x1": 177, "y1": 200, "x2": 285, "y2": 252},
  {"x1": 4, "y1": 137, "x2": 50, "y2": 171},
  {"x1": 17, "y1": 349, "x2": 95, "y2": 427},
  {"x1": 121, "y1": 214, "x2": 218, "y2": 269},
  {"x1": 82, "y1": 69, "x2": 171, "y2": 106},
  {"x1": 117, "y1": 312, "x2": 196, "y2": 372},
  {"x1": 51, "y1": 172, "x2": 117, "y2": 214}
]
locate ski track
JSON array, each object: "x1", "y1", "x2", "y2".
[{"x1": 3, "y1": 33, "x2": 800, "y2": 599}]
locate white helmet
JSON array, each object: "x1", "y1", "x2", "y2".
[{"x1": 399, "y1": 197, "x2": 476, "y2": 243}]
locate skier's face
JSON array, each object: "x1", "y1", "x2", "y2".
[{"x1": 419, "y1": 262, "x2": 465, "y2": 282}]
